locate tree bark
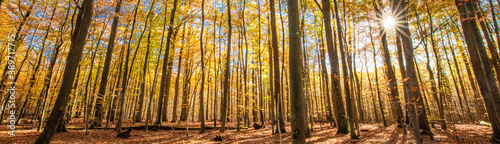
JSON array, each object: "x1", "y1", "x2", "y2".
[
  {"x1": 288, "y1": 0, "x2": 307, "y2": 142},
  {"x1": 220, "y1": 0, "x2": 231, "y2": 132},
  {"x1": 392, "y1": 0, "x2": 423, "y2": 143},
  {"x1": 331, "y1": 0, "x2": 349, "y2": 134},
  {"x1": 94, "y1": 0, "x2": 123, "y2": 127},
  {"x1": 454, "y1": 0, "x2": 500, "y2": 141},
  {"x1": 116, "y1": 0, "x2": 141, "y2": 132},
  {"x1": 373, "y1": 0, "x2": 403, "y2": 125},
  {"x1": 199, "y1": 0, "x2": 206, "y2": 133},
  {"x1": 34, "y1": 0, "x2": 93, "y2": 142},
  {"x1": 270, "y1": 0, "x2": 286, "y2": 133},
  {"x1": 156, "y1": 0, "x2": 180, "y2": 124}
]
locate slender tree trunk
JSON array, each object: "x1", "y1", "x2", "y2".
[
  {"x1": 220, "y1": 0, "x2": 231, "y2": 132},
  {"x1": 94, "y1": 0, "x2": 123, "y2": 127},
  {"x1": 198, "y1": 0, "x2": 206, "y2": 133},
  {"x1": 213, "y1": 0, "x2": 219, "y2": 126},
  {"x1": 393, "y1": 0, "x2": 423, "y2": 143},
  {"x1": 156, "y1": 0, "x2": 180, "y2": 124},
  {"x1": 331, "y1": 0, "x2": 349, "y2": 134},
  {"x1": 338, "y1": 13, "x2": 358, "y2": 139},
  {"x1": 373, "y1": 0, "x2": 403, "y2": 125},
  {"x1": 116, "y1": 0, "x2": 141, "y2": 132},
  {"x1": 270, "y1": 0, "x2": 286, "y2": 133},
  {"x1": 257, "y1": 0, "x2": 265, "y2": 126},
  {"x1": 135, "y1": 0, "x2": 155, "y2": 123},
  {"x1": 171, "y1": 24, "x2": 185, "y2": 123}
]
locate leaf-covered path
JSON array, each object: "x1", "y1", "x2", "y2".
[{"x1": 0, "y1": 122, "x2": 494, "y2": 143}]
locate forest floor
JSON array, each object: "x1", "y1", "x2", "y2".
[{"x1": 0, "y1": 118, "x2": 495, "y2": 143}]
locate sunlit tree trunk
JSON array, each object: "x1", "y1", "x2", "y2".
[
  {"x1": 373, "y1": 0, "x2": 403, "y2": 125},
  {"x1": 171, "y1": 24, "x2": 185, "y2": 123},
  {"x1": 198, "y1": 0, "x2": 206, "y2": 133}
]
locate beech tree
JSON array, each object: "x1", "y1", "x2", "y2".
[{"x1": 34, "y1": 0, "x2": 93, "y2": 142}]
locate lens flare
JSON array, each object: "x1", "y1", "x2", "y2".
[{"x1": 383, "y1": 15, "x2": 396, "y2": 29}]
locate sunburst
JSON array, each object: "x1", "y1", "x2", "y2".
[
  {"x1": 374, "y1": 1, "x2": 411, "y2": 39},
  {"x1": 383, "y1": 15, "x2": 396, "y2": 29}
]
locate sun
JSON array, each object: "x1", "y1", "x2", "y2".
[{"x1": 383, "y1": 15, "x2": 396, "y2": 29}]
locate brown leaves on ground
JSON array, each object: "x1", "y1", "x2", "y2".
[{"x1": 0, "y1": 122, "x2": 495, "y2": 143}]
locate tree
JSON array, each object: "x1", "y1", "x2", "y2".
[
  {"x1": 116, "y1": 0, "x2": 141, "y2": 132},
  {"x1": 34, "y1": 0, "x2": 93, "y2": 142},
  {"x1": 332, "y1": 0, "x2": 350, "y2": 134},
  {"x1": 392, "y1": 0, "x2": 422, "y2": 143},
  {"x1": 288, "y1": 0, "x2": 307, "y2": 142},
  {"x1": 220, "y1": 0, "x2": 232, "y2": 132},
  {"x1": 93, "y1": 0, "x2": 123, "y2": 127},
  {"x1": 135, "y1": 0, "x2": 156, "y2": 123},
  {"x1": 373, "y1": 0, "x2": 403, "y2": 126},
  {"x1": 270, "y1": 0, "x2": 286, "y2": 133},
  {"x1": 36, "y1": 4, "x2": 69, "y2": 130},
  {"x1": 199, "y1": 0, "x2": 206, "y2": 133},
  {"x1": 454, "y1": 0, "x2": 500, "y2": 142},
  {"x1": 157, "y1": 0, "x2": 180, "y2": 124}
]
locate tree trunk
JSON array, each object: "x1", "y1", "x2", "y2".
[
  {"x1": 171, "y1": 24, "x2": 185, "y2": 123},
  {"x1": 34, "y1": 0, "x2": 93, "y2": 142},
  {"x1": 373, "y1": 0, "x2": 403, "y2": 125},
  {"x1": 135, "y1": 0, "x2": 155, "y2": 123},
  {"x1": 94, "y1": 0, "x2": 123, "y2": 127},
  {"x1": 338, "y1": 13, "x2": 357, "y2": 139},
  {"x1": 220, "y1": 0, "x2": 231, "y2": 132},
  {"x1": 393, "y1": 0, "x2": 423, "y2": 143},
  {"x1": 257, "y1": 0, "x2": 265, "y2": 126},
  {"x1": 288, "y1": 0, "x2": 307, "y2": 142},
  {"x1": 156, "y1": 0, "x2": 180, "y2": 124},
  {"x1": 199, "y1": 0, "x2": 206, "y2": 133},
  {"x1": 454, "y1": 0, "x2": 500, "y2": 141},
  {"x1": 116, "y1": 0, "x2": 141, "y2": 132},
  {"x1": 331, "y1": 0, "x2": 349, "y2": 134}
]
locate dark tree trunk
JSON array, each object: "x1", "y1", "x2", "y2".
[
  {"x1": 116, "y1": 0, "x2": 141, "y2": 132},
  {"x1": 373, "y1": 0, "x2": 403, "y2": 125},
  {"x1": 331, "y1": 0, "x2": 349, "y2": 134},
  {"x1": 454, "y1": 0, "x2": 500, "y2": 141},
  {"x1": 156, "y1": 0, "x2": 180, "y2": 124},
  {"x1": 34, "y1": 0, "x2": 93, "y2": 142},
  {"x1": 289, "y1": 0, "x2": 307, "y2": 140},
  {"x1": 94, "y1": 0, "x2": 123, "y2": 127},
  {"x1": 393, "y1": 0, "x2": 423, "y2": 143},
  {"x1": 270, "y1": 0, "x2": 286, "y2": 133},
  {"x1": 220, "y1": 0, "x2": 231, "y2": 132},
  {"x1": 199, "y1": 0, "x2": 206, "y2": 133}
]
